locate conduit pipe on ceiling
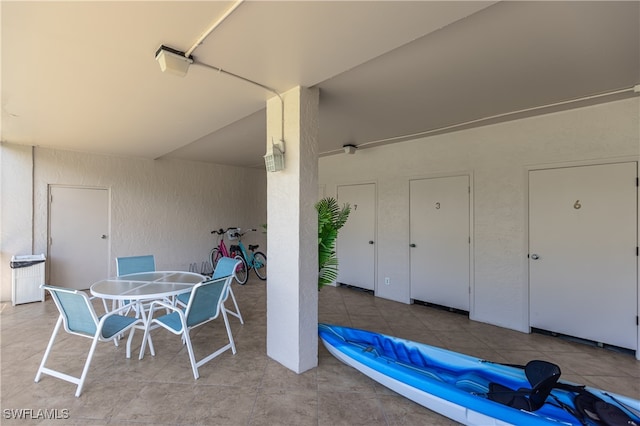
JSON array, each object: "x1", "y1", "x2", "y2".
[
  {"x1": 194, "y1": 60, "x2": 286, "y2": 145},
  {"x1": 325, "y1": 84, "x2": 640, "y2": 156},
  {"x1": 185, "y1": 0, "x2": 245, "y2": 58},
  {"x1": 186, "y1": 0, "x2": 284, "y2": 146}
]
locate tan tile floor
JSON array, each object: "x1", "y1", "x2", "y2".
[{"x1": 1, "y1": 277, "x2": 638, "y2": 425}]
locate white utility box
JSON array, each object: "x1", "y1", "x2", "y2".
[{"x1": 11, "y1": 254, "x2": 46, "y2": 306}]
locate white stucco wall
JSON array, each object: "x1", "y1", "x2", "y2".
[
  {"x1": 0, "y1": 144, "x2": 35, "y2": 301},
  {"x1": 319, "y1": 98, "x2": 640, "y2": 332},
  {"x1": 3, "y1": 98, "x2": 638, "y2": 335},
  {"x1": 0, "y1": 145, "x2": 266, "y2": 301}
]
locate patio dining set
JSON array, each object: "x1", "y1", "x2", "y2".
[{"x1": 34, "y1": 255, "x2": 243, "y2": 397}]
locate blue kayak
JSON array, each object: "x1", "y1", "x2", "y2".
[{"x1": 319, "y1": 323, "x2": 640, "y2": 426}]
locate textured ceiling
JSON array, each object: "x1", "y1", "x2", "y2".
[{"x1": 2, "y1": 1, "x2": 638, "y2": 168}]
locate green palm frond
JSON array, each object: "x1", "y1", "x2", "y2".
[{"x1": 315, "y1": 197, "x2": 351, "y2": 290}]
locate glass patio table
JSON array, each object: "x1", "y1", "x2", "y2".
[{"x1": 90, "y1": 271, "x2": 207, "y2": 357}]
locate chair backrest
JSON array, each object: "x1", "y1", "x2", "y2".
[
  {"x1": 184, "y1": 277, "x2": 230, "y2": 327},
  {"x1": 212, "y1": 256, "x2": 239, "y2": 280},
  {"x1": 116, "y1": 255, "x2": 155, "y2": 276},
  {"x1": 525, "y1": 360, "x2": 562, "y2": 410},
  {"x1": 43, "y1": 285, "x2": 98, "y2": 336}
]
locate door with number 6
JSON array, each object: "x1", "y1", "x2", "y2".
[{"x1": 529, "y1": 162, "x2": 637, "y2": 350}]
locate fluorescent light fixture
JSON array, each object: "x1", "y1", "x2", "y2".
[{"x1": 155, "y1": 45, "x2": 193, "y2": 77}]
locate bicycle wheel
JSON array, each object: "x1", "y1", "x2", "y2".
[
  {"x1": 209, "y1": 248, "x2": 222, "y2": 272},
  {"x1": 233, "y1": 255, "x2": 248, "y2": 285},
  {"x1": 253, "y1": 251, "x2": 267, "y2": 280}
]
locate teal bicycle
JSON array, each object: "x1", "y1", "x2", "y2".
[{"x1": 228, "y1": 228, "x2": 267, "y2": 284}]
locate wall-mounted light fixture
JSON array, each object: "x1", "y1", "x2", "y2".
[
  {"x1": 343, "y1": 144, "x2": 358, "y2": 155},
  {"x1": 264, "y1": 139, "x2": 285, "y2": 172}
]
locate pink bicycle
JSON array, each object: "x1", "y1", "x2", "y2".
[{"x1": 209, "y1": 228, "x2": 248, "y2": 284}]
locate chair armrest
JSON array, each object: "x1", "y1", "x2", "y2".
[
  {"x1": 149, "y1": 300, "x2": 177, "y2": 312},
  {"x1": 147, "y1": 300, "x2": 182, "y2": 323}
]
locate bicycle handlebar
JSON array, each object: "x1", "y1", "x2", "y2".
[
  {"x1": 210, "y1": 227, "x2": 257, "y2": 236},
  {"x1": 211, "y1": 227, "x2": 238, "y2": 235},
  {"x1": 237, "y1": 229, "x2": 257, "y2": 238}
]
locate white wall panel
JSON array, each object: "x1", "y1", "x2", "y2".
[
  {"x1": 22, "y1": 149, "x2": 265, "y2": 292},
  {"x1": 319, "y1": 98, "x2": 639, "y2": 332},
  {"x1": 0, "y1": 143, "x2": 34, "y2": 301}
]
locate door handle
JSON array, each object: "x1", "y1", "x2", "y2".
[
  {"x1": 368, "y1": 241, "x2": 374, "y2": 245},
  {"x1": 530, "y1": 254, "x2": 539, "y2": 260},
  {"x1": 410, "y1": 243, "x2": 416, "y2": 248},
  {"x1": 101, "y1": 234, "x2": 108, "y2": 239}
]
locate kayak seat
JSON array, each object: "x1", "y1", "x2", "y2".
[{"x1": 487, "y1": 360, "x2": 561, "y2": 412}]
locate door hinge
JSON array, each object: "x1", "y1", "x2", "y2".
[
  {"x1": 636, "y1": 177, "x2": 639, "y2": 187},
  {"x1": 637, "y1": 246, "x2": 639, "y2": 256},
  {"x1": 637, "y1": 316, "x2": 639, "y2": 326}
]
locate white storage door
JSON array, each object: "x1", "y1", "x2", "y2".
[
  {"x1": 529, "y1": 162, "x2": 637, "y2": 349},
  {"x1": 49, "y1": 187, "x2": 109, "y2": 290},
  {"x1": 337, "y1": 184, "x2": 376, "y2": 291},
  {"x1": 410, "y1": 175, "x2": 470, "y2": 311}
]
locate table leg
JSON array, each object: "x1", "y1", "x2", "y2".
[{"x1": 138, "y1": 301, "x2": 156, "y2": 360}]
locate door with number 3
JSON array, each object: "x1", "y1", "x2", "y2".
[{"x1": 410, "y1": 176, "x2": 470, "y2": 312}]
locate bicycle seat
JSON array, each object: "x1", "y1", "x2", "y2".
[{"x1": 248, "y1": 244, "x2": 259, "y2": 251}]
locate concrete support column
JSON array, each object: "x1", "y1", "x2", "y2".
[{"x1": 266, "y1": 86, "x2": 319, "y2": 373}]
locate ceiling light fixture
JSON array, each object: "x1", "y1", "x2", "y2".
[
  {"x1": 343, "y1": 144, "x2": 358, "y2": 154},
  {"x1": 155, "y1": 45, "x2": 193, "y2": 77},
  {"x1": 156, "y1": 0, "x2": 243, "y2": 78}
]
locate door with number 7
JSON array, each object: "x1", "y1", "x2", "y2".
[{"x1": 337, "y1": 184, "x2": 376, "y2": 291}]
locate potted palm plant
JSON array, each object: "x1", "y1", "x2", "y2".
[{"x1": 315, "y1": 197, "x2": 351, "y2": 289}]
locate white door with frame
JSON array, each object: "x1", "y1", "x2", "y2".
[
  {"x1": 49, "y1": 186, "x2": 110, "y2": 290},
  {"x1": 529, "y1": 162, "x2": 637, "y2": 350},
  {"x1": 337, "y1": 183, "x2": 376, "y2": 291},
  {"x1": 410, "y1": 175, "x2": 470, "y2": 311}
]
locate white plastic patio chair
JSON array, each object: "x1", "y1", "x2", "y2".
[
  {"x1": 176, "y1": 256, "x2": 244, "y2": 324},
  {"x1": 140, "y1": 269, "x2": 239, "y2": 379},
  {"x1": 35, "y1": 285, "x2": 143, "y2": 397}
]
